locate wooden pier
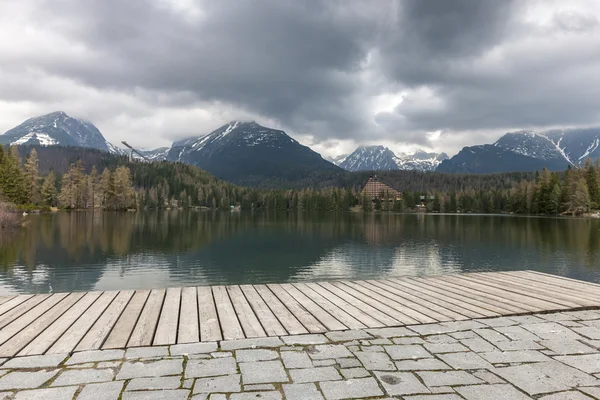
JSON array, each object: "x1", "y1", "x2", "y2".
[{"x1": 0, "y1": 271, "x2": 598, "y2": 358}]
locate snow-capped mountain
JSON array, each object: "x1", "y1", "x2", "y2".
[
  {"x1": 437, "y1": 128, "x2": 600, "y2": 173},
  {"x1": 166, "y1": 121, "x2": 340, "y2": 185},
  {"x1": 139, "y1": 147, "x2": 170, "y2": 161},
  {"x1": 0, "y1": 111, "x2": 120, "y2": 153},
  {"x1": 335, "y1": 145, "x2": 448, "y2": 172},
  {"x1": 325, "y1": 154, "x2": 349, "y2": 166}
]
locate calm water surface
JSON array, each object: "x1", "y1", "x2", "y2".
[{"x1": 0, "y1": 211, "x2": 599, "y2": 295}]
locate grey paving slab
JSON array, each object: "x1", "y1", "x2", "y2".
[
  {"x1": 13, "y1": 386, "x2": 78, "y2": 400},
  {"x1": 126, "y1": 376, "x2": 182, "y2": 391},
  {"x1": 307, "y1": 344, "x2": 352, "y2": 359},
  {"x1": 220, "y1": 337, "x2": 283, "y2": 351},
  {"x1": 423, "y1": 342, "x2": 469, "y2": 353},
  {"x1": 480, "y1": 350, "x2": 551, "y2": 364},
  {"x1": 239, "y1": 360, "x2": 288, "y2": 384},
  {"x1": 2, "y1": 354, "x2": 68, "y2": 369},
  {"x1": 117, "y1": 359, "x2": 183, "y2": 380},
  {"x1": 437, "y1": 352, "x2": 493, "y2": 369},
  {"x1": 319, "y1": 377, "x2": 383, "y2": 399},
  {"x1": 66, "y1": 350, "x2": 124, "y2": 365},
  {"x1": 193, "y1": 374, "x2": 241, "y2": 394},
  {"x1": 340, "y1": 367, "x2": 370, "y2": 378},
  {"x1": 374, "y1": 371, "x2": 430, "y2": 396},
  {"x1": 572, "y1": 326, "x2": 600, "y2": 340},
  {"x1": 365, "y1": 327, "x2": 417, "y2": 338},
  {"x1": 493, "y1": 364, "x2": 570, "y2": 395},
  {"x1": 403, "y1": 395, "x2": 462, "y2": 400},
  {"x1": 417, "y1": 371, "x2": 483, "y2": 387},
  {"x1": 325, "y1": 330, "x2": 372, "y2": 341},
  {"x1": 170, "y1": 342, "x2": 217, "y2": 355},
  {"x1": 455, "y1": 383, "x2": 532, "y2": 400},
  {"x1": 385, "y1": 345, "x2": 432, "y2": 360},
  {"x1": 554, "y1": 354, "x2": 600, "y2": 374},
  {"x1": 281, "y1": 351, "x2": 313, "y2": 368},
  {"x1": 539, "y1": 339, "x2": 598, "y2": 355},
  {"x1": 530, "y1": 360, "x2": 600, "y2": 387},
  {"x1": 186, "y1": 357, "x2": 237, "y2": 378},
  {"x1": 121, "y1": 389, "x2": 190, "y2": 400},
  {"x1": 539, "y1": 392, "x2": 595, "y2": 400},
  {"x1": 229, "y1": 392, "x2": 282, "y2": 400},
  {"x1": 289, "y1": 366, "x2": 341, "y2": 383},
  {"x1": 312, "y1": 359, "x2": 336, "y2": 366},
  {"x1": 396, "y1": 358, "x2": 452, "y2": 371},
  {"x1": 52, "y1": 368, "x2": 114, "y2": 386},
  {"x1": 0, "y1": 370, "x2": 59, "y2": 390},
  {"x1": 521, "y1": 323, "x2": 582, "y2": 340},
  {"x1": 283, "y1": 383, "x2": 324, "y2": 400},
  {"x1": 244, "y1": 384, "x2": 275, "y2": 391},
  {"x1": 77, "y1": 381, "x2": 125, "y2": 400},
  {"x1": 281, "y1": 335, "x2": 328, "y2": 345},
  {"x1": 460, "y1": 337, "x2": 497, "y2": 352},
  {"x1": 337, "y1": 357, "x2": 361, "y2": 368},
  {"x1": 125, "y1": 346, "x2": 169, "y2": 359},
  {"x1": 355, "y1": 351, "x2": 395, "y2": 371},
  {"x1": 236, "y1": 349, "x2": 279, "y2": 362},
  {"x1": 494, "y1": 340, "x2": 544, "y2": 351}
]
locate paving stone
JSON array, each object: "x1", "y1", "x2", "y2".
[
  {"x1": 2, "y1": 354, "x2": 68, "y2": 369},
  {"x1": 370, "y1": 326, "x2": 419, "y2": 337},
  {"x1": 0, "y1": 392, "x2": 11, "y2": 400},
  {"x1": 494, "y1": 340, "x2": 544, "y2": 351},
  {"x1": 403, "y1": 396, "x2": 462, "y2": 400},
  {"x1": 289, "y1": 366, "x2": 341, "y2": 383},
  {"x1": 230, "y1": 392, "x2": 282, "y2": 400},
  {"x1": 539, "y1": 392, "x2": 595, "y2": 400},
  {"x1": 52, "y1": 368, "x2": 114, "y2": 386},
  {"x1": 572, "y1": 326, "x2": 600, "y2": 340},
  {"x1": 580, "y1": 386, "x2": 600, "y2": 398},
  {"x1": 530, "y1": 360, "x2": 600, "y2": 387},
  {"x1": 122, "y1": 389, "x2": 190, "y2": 400},
  {"x1": 193, "y1": 374, "x2": 241, "y2": 394},
  {"x1": 460, "y1": 337, "x2": 497, "y2": 352},
  {"x1": 495, "y1": 325, "x2": 539, "y2": 341},
  {"x1": 455, "y1": 383, "x2": 532, "y2": 400},
  {"x1": 97, "y1": 361, "x2": 122, "y2": 368},
  {"x1": 450, "y1": 330, "x2": 477, "y2": 339},
  {"x1": 385, "y1": 345, "x2": 432, "y2": 360},
  {"x1": 437, "y1": 352, "x2": 493, "y2": 369},
  {"x1": 564, "y1": 310, "x2": 600, "y2": 320},
  {"x1": 541, "y1": 340, "x2": 597, "y2": 355},
  {"x1": 521, "y1": 322, "x2": 581, "y2": 340},
  {"x1": 207, "y1": 395, "x2": 225, "y2": 400},
  {"x1": 183, "y1": 378, "x2": 193, "y2": 388},
  {"x1": 307, "y1": 344, "x2": 352, "y2": 359},
  {"x1": 13, "y1": 386, "x2": 78, "y2": 400},
  {"x1": 340, "y1": 367, "x2": 370, "y2": 378},
  {"x1": 0, "y1": 370, "x2": 59, "y2": 390},
  {"x1": 559, "y1": 321, "x2": 585, "y2": 328},
  {"x1": 337, "y1": 357, "x2": 361, "y2": 368},
  {"x1": 313, "y1": 359, "x2": 336, "y2": 366},
  {"x1": 472, "y1": 370, "x2": 505, "y2": 384},
  {"x1": 211, "y1": 352, "x2": 233, "y2": 358},
  {"x1": 473, "y1": 328, "x2": 510, "y2": 342},
  {"x1": 239, "y1": 360, "x2": 288, "y2": 384},
  {"x1": 360, "y1": 345, "x2": 384, "y2": 353},
  {"x1": 477, "y1": 317, "x2": 517, "y2": 327},
  {"x1": 393, "y1": 337, "x2": 425, "y2": 345},
  {"x1": 440, "y1": 320, "x2": 487, "y2": 332},
  {"x1": 408, "y1": 324, "x2": 451, "y2": 335},
  {"x1": 66, "y1": 350, "x2": 124, "y2": 365},
  {"x1": 283, "y1": 383, "x2": 324, "y2": 400},
  {"x1": 281, "y1": 335, "x2": 328, "y2": 345},
  {"x1": 77, "y1": 381, "x2": 125, "y2": 400},
  {"x1": 423, "y1": 343, "x2": 469, "y2": 353},
  {"x1": 126, "y1": 376, "x2": 182, "y2": 391},
  {"x1": 186, "y1": 357, "x2": 237, "y2": 378},
  {"x1": 282, "y1": 351, "x2": 313, "y2": 368},
  {"x1": 540, "y1": 313, "x2": 580, "y2": 322},
  {"x1": 368, "y1": 338, "x2": 393, "y2": 345},
  {"x1": 424, "y1": 334, "x2": 458, "y2": 344},
  {"x1": 417, "y1": 371, "x2": 483, "y2": 387},
  {"x1": 430, "y1": 386, "x2": 455, "y2": 394},
  {"x1": 236, "y1": 349, "x2": 278, "y2": 362},
  {"x1": 221, "y1": 337, "x2": 284, "y2": 350},
  {"x1": 374, "y1": 371, "x2": 430, "y2": 396},
  {"x1": 508, "y1": 315, "x2": 546, "y2": 324},
  {"x1": 319, "y1": 377, "x2": 383, "y2": 399},
  {"x1": 244, "y1": 384, "x2": 275, "y2": 390},
  {"x1": 493, "y1": 364, "x2": 570, "y2": 395},
  {"x1": 171, "y1": 342, "x2": 217, "y2": 355},
  {"x1": 117, "y1": 359, "x2": 183, "y2": 380},
  {"x1": 125, "y1": 346, "x2": 169, "y2": 359},
  {"x1": 326, "y1": 330, "x2": 372, "y2": 341},
  {"x1": 396, "y1": 359, "x2": 451, "y2": 371},
  {"x1": 480, "y1": 350, "x2": 551, "y2": 364},
  {"x1": 355, "y1": 351, "x2": 395, "y2": 371},
  {"x1": 67, "y1": 362, "x2": 95, "y2": 369}
]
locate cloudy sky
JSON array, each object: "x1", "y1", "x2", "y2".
[{"x1": 1, "y1": 0, "x2": 599, "y2": 157}]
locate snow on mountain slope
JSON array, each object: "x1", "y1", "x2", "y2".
[{"x1": 336, "y1": 145, "x2": 447, "y2": 172}]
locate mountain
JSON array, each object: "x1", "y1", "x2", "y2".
[
  {"x1": 325, "y1": 154, "x2": 349, "y2": 166},
  {"x1": 138, "y1": 147, "x2": 170, "y2": 161},
  {"x1": 437, "y1": 128, "x2": 600, "y2": 173},
  {"x1": 166, "y1": 121, "x2": 341, "y2": 186},
  {"x1": 335, "y1": 145, "x2": 448, "y2": 172},
  {"x1": 0, "y1": 111, "x2": 120, "y2": 153}
]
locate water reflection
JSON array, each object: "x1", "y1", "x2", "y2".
[{"x1": 0, "y1": 212, "x2": 598, "y2": 294}]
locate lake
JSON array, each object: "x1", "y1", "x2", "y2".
[{"x1": 0, "y1": 211, "x2": 599, "y2": 295}]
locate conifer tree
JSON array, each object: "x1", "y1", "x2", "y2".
[
  {"x1": 41, "y1": 171, "x2": 58, "y2": 207},
  {"x1": 0, "y1": 146, "x2": 26, "y2": 204},
  {"x1": 23, "y1": 149, "x2": 41, "y2": 204}
]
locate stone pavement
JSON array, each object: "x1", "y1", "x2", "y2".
[{"x1": 0, "y1": 310, "x2": 600, "y2": 399}]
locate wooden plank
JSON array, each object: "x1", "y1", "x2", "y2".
[
  {"x1": 128, "y1": 289, "x2": 166, "y2": 347},
  {"x1": 0, "y1": 296, "x2": 15, "y2": 307},
  {"x1": 401, "y1": 277, "x2": 503, "y2": 316},
  {"x1": 482, "y1": 273, "x2": 597, "y2": 306},
  {"x1": 240, "y1": 285, "x2": 287, "y2": 336},
  {"x1": 102, "y1": 290, "x2": 150, "y2": 349},
  {"x1": 0, "y1": 295, "x2": 32, "y2": 318},
  {"x1": 526, "y1": 270, "x2": 600, "y2": 288},
  {"x1": 75, "y1": 290, "x2": 134, "y2": 351},
  {"x1": 302, "y1": 282, "x2": 385, "y2": 328},
  {"x1": 360, "y1": 280, "x2": 467, "y2": 321},
  {"x1": 18, "y1": 292, "x2": 101, "y2": 356},
  {"x1": 281, "y1": 284, "x2": 348, "y2": 331},
  {"x1": 267, "y1": 284, "x2": 326, "y2": 333},
  {"x1": 197, "y1": 286, "x2": 222, "y2": 342},
  {"x1": 48, "y1": 291, "x2": 118, "y2": 354},
  {"x1": 0, "y1": 293, "x2": 84, "y2": 357},
  {"x1": 178, "y1": 287, "x2": 199, "y2": 344},
  {"x1": 253, "y1": 285, "x2": 307, "y2": 335},
  {"x1": 154, "y1": 287, "x2": 181, "y2": 345},
  {"x1": 421, "y1": 277, "x2": 530, "y2": 314},
  {"x1": 459, "y1": 274, "x2": 576, "y2": 308},
  {"x1": 226, "y1": 286, "x2": 265, "y2": 338},
  {"x1": 212, "y1": 286, "x2": 244, "y2": 340},
  {"x1": 341, "y1": 281, "x2": 447, "y2": 323},
  {"x1": 511, "y1": 271, "x2": 600, "y2": 299},
  {"x1": 383, "y1": 279, "x2": 490, "y2": 318},
  {"x1": 0, "y1": 293, "x2": 69, "y2": 346},
  {"x1": 0, "y1": 295, "x2": 51, "y2": 329},
  {"x1": 316, "y1": 282, "x2": 402, "y2": 326},
  {"x1": 293, "y1": 283, "x2": 371, "y2": 329},
  {"x1": 440, "y1": 275, "x2": 556, "y2": 312},
  {"x1": 330, "y1": 281, "x2": 425, "y2": 324}
]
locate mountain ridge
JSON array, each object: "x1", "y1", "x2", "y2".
[{"x1": 333, "y1": 145, "x2": 448, "y2": 172}]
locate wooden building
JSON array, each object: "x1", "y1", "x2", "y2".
[{"x1": 361, "y1": 176, "x2": 401, "y2": 200}]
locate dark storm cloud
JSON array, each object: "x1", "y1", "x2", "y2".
[{"x1": 1, "y1": 0, "x2": 600, "y2": 153}]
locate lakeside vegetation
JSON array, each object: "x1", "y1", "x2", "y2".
[{"x1": 0, "y1": 145, "x2": 599, "y2": 217}]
